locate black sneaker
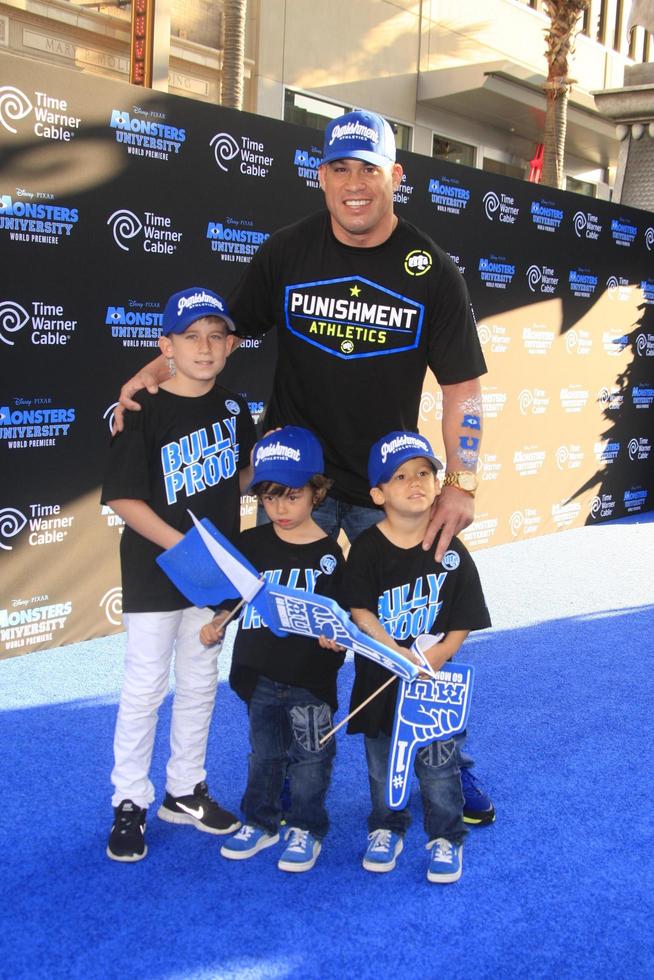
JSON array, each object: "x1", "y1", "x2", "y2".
[
  {"x1": 157, "y1": 781, "x2": 240, "y2": 835},
  {"x1": 461, "y1": 768, "x2": 496, "y2": 826},
  {"x1": 106, "y1": 800, "x2": 147, "y2": 862}
]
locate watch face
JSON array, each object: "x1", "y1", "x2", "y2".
[{"x1": 459, "y1": 472, "x2": 477, "y2": 491}]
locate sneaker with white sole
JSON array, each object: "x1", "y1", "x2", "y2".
[
  {"x1": 277, "y1": 827, "x2": 321, "y2": 873},
  {"x1": 220, "y1": 824, "x2": 280, "y2": 860},
  {"x1": 426, "y1": 838, "x2": 463, "y2": 883},
  {"x1": 157, "y1": 781, "x2": 240, "y2": 835},
  {"x1": 362, "y1": 828, "x2": 403, "y2": 873},
  {"x1": 106, "y1": 800, "x2": 147, "y2": 862}
]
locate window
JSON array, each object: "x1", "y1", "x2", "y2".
[
  {"x1": 284, "y1": 91, "x2": 349, "y2": 131},
  {"x1": 433, "y1": 134, "x2": 477, "y2": 167},
  {"x1": 483, "y1": 157, "x2": 527, "y2": 180},
  {"x1": 565, "y1": 175, "x2": 597, "y2": 198},
  {"x1": 284, "y1": 90, "x2": 412, "y2": 153}
]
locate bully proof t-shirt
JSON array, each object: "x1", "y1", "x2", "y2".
[
  {"x1": 342, "y1": 526, "x2": 491, "y2": 736},
  {"x1": 102, "y1": 384, "x2": 256, "y2": 612}
]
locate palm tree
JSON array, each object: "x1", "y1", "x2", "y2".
[
  {"x1": 222, "y1": 0, "x2": 248, "y2": 109},
  {"x1": 541, "y1": 0, "x2": 590, "y2": 188}
]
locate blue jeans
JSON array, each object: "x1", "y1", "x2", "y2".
[
  {"x1": 364, "y1": 731, "x2": 468, "y2": 845},
  {"x1": 311, "y1": 494, "x2": 383, "y2": 543},
  {"x1": 242, "y1": 676, "x2": 336, "y2": 840}
]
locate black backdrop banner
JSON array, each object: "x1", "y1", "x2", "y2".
[{"x1": 1, "y1": 53, "x2": 653, "y2": 657}]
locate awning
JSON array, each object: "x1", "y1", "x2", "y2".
[{"x1": 417, "y1": 60, "x2": 618, "y2": 169}]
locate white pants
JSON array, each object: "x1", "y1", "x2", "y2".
[{"x1": 111, "y1": 607, "x2": 219, "y2": 808}]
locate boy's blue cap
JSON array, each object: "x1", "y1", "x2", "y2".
[
  {"x1": 368, "y1": 431, "x2": 443, "y2": 487},
  {"x1": 251, "y1": 426, "x2": 324, "y2": 488},
  {"x1": 162, "y1": 287, "x2": 236, "y2": 336},
  {"x1": 321, "y1": 110, "x2": 396, "y2": 168}
]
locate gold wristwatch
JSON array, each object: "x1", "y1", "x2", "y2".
[{"x1": 443, "y1": 471, "x2": 478, "y2": 496}]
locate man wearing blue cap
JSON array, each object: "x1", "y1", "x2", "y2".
[
  {"x1": 117, "y1": 108, "x2": 484, "y2": 568},
  {"x1": 102, "y1": 286, "x2": 256, "y2": 862}
]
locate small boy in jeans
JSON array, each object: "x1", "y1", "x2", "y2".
[
  {"x1": 101, "y1": 287, "x2": 256, "y2": 861},
  {"x1": 200, "y1": 426, "x2": 345, "y2": 873},
  {"x1": 342, "y1": 431, "x2": 491, "y2": 883}
]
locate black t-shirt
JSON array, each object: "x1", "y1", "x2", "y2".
[
  {"x1": 229, "y1": 523, "x2": 345, "y2": 709},
  {"x1": 342, "y1": 526, "x2": 491, "y2": 736},
  {"x1": 101, "y1": 384, "x2": 256, "y2": 613},
  {"x1": 228, "y1": 211, "x2": 487, "y2": 506}
]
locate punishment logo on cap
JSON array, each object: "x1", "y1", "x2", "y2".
[
  {"x1": 322, "y1": 110, "x2": 396, "y2": 168},
  {"x1": 368, "y1": 431, "x2": 443, "y2": 487},
  {"x1": 251, "y1": 426, "x2": 325, "y2": 488},
  {"x1": 162, "y1": 287, "x2": 236, "y2": 336}
]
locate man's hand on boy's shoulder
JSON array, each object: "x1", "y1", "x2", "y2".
[
  {"x1": 422, "y1": 486, "x2": 474, "y2": 562},
  {"x1": 113, "y1": 354, "x2": 172, "y2": 433}
]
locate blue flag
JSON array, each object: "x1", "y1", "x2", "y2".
[
  {"x1": 156, "y1": 513, "x2": 419, "y2": 680},
  {"x1": 386, "y1": 662, "x2": 475, "y2": 809},
  {"x1": 156, "y1": 518, "x2": 260, "y2": 608}
]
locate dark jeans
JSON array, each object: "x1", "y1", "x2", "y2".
[
  {"x1": 242, "y1": 675, "x2": 336, "y2": 840},
  {"x1": 364, "y1": 731, "x2": 468, "y2": 845},
  {"x1": 312, "y1": 494, "x2": 383, "y2": 543}
]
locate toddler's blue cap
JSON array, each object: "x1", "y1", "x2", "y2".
[
  {"x1": 251, "y1": 426, "x2": 324, "y2": 488},
  {"x1": 321, "y1": 110, "x2": 396, "y2": 168},
  {"x1": 162, "y1": 287, "x2": 236, "y2": 336},
  {"x1": 368, "y1": 431, "x2": 443, "y2": 487}
]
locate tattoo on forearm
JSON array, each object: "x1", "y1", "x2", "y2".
[{"x1": 457, "y1": 401, "x2": 482, "y2": 468}]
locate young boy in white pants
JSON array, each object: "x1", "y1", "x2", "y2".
[{"x1": 101, "y1": 286, "x2": 256, "y2": 861}]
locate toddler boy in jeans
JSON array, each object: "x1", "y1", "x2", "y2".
[
  {"x1": 200, "y1": 426, "x2": 345, "y2": 872},
  {"x1": 342, "y1": 431, "x2": 491, "y2": 883}
]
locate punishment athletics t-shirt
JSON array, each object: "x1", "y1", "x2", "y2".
[{"x1": 229, "y1": 211, "x2": 487, "y2": 506}]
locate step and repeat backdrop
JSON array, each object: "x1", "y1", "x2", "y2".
[{"x1": 1, "y1": 53, "x2": 653, "y2": 658}]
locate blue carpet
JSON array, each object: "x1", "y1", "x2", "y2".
[{"x1": 1, "y1": 515, "x2": 653, "y2": 980}]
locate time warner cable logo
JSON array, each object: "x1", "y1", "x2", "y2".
[
  {"x1": 483, "y1": 192, "x2": 500, "y2": 220},
  {"x1": 0, "y1": 301, "x2": 29, "y2": 345},
  {"x1": 0, "y1": 507, "x2": 27, "y2": 549},
  {"x1": 107, "y1": 209, "x2": 142, "y2": 250},
  {"x1": 210, "y1": 132, "x2": 273, "y2": 177},
  {"x1": 0, "y1": 86, "x2": 33, "y2": 133}
]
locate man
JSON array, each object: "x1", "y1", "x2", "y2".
[
  {"x1": 117, "y1": 109, "x2": 486, "y2": 564},
  {"x1": 117, "y1": 108, "x2": 494, "y2": 827}
]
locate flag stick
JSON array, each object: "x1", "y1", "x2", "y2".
[
  {"x1": 204, "y1": 576, "x2": 265, "y2": 639},
  {"x1": 319, "y1": 674, "x2": 398, "y2": 745}
]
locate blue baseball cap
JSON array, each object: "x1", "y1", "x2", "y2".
[
  {"x1": 368, "y1": 431, "x2": 443, "y2": 487},
  {"x1": 162, "y1": 287, "x2": 236, "y2": 336},
  {"x1": 321, "y1": 110, "x2": 396, "y2": 168},
  {"x1": 251, "y1": 426, "x2": 325, "y2": 488}
]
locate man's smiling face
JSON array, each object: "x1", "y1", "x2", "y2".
[{"x1": 319, "y1": 158, "x2": 403, "y2": 248}]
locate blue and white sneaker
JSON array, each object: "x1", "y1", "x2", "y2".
[
  {"x1": 461, "y1": 768, "x2": 496, "y2": 826},
  {"x1": 277, "y1": 827, "x2": 321, "y2": 873},
  {"x1": 426, "y1": 838, "x2": 463, "y2": 883},
  {"x1": 362, "y1": 829, "x2": 404, "y2": 873},
  {"x1": 220, "y1": 824, "x2": 279, "y2": 860}
]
